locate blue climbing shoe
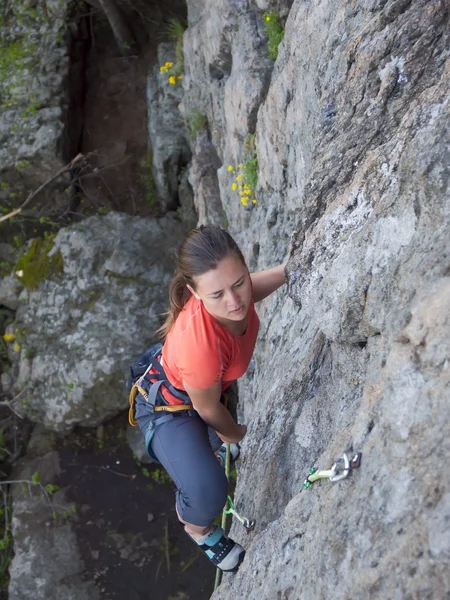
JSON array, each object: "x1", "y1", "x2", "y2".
[
  {"x1": 217, "y1": 443, "x2": 240, "y2": 468},
  {"x1": 194, "y1": 526, "x2": 245, "y2": 572}
]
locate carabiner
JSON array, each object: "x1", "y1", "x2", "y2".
[
  {"x1": 304, "y1": 452, "x2": 362, "y2": 488},
  {"x1": 225, "y1": 495, "x2": 255, "y2": 533},
  {"x1": 329, "y1": 453, "x2": 350, "y2": 482}
]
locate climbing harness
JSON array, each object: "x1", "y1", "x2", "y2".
[
  {"x1": 127, "y1": 344, "x2": 196, "y2": 460},
  {"x1": 224, "y1": 496, "x2": 256, "y2": 534},
  {"x1": 303, "y1": 452, "x2": 362, "y2": 489}
]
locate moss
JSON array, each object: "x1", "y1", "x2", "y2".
[
  {"x1": 188, "y1": 110, "x2": 207, "y2": 140},
  {"x1": 139, "y1": 150, "x2": 159, "y2": 211},
  {"x1": 14, "y1": 234, "x2": 63, "y2": 291}
]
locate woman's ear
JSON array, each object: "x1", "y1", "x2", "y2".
[{"x1": 186, "y1": 284, "x2": 201, "y2": 301}]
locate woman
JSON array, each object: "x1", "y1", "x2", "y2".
[{"x1": 131, "y1": 225, "x2": 287, "y2": 573}]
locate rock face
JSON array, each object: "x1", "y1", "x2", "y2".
[
  {"x1": 182, "y1": 0, "x2": 450, "y2": 598},
  {"x1": 0, "y1": 0, "x2": 87, "y2": 215},
  {"x1": 2, "y1": 211, "x2": 186, "y2": 432},
  {"x1": 147, "y1": 42, "x2": 192, "y2": 212}
]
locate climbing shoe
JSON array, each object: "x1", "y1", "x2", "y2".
[
  {"x1": 217, "y1": 443, "x2": 240, "y2": 468},
  {"x1": 194, "y1": 526, "x2": 245, "y2": 572}
]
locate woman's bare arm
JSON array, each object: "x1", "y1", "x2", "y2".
[
  {"x1": 184, "y1": 381, "x2": 247, "y2": 444},
  {"x1": 250, "y1": 263, "x2": 287, "y2": 303}
]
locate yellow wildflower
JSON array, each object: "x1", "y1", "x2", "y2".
[
  {"x1": 177, "y1": 75, "x2": 183, "y2": 80},
  {"x1": 231, "y1": 183, "x2": 237, "y2": 191},
  {"x1": 169, "y1": 76, "x2": 176, "y2": 85},
  {"x1": 241, "y1": 198, "x2": 248, "y2": 206},
  {"x1": 236, "y1": 174, "x2": 243, "y2": 181},
  {"x1": 245, "y1": 189, "x2": 252, "y2": 195},
  {"x1": 227, "y1": 165, "x2": 234, "y2": 172},
  {"x1": 13, "y1": 344, "x2": 21, "y2": 352},
  {"x1": 265, "y1": 16, "x2": 271, "y2": 21},
  {"x1": 252, "y1": 199, "x2": 257, "y2": 204},
  {"x1": 159, "y1": 66, "x2": 166, "y2": 73},
  {"x1": 166, "y1": 62, "x2": 173, "y2": 67},
  {"x1": 3, "y1": 333, "x2": 15, "y2": 342}
]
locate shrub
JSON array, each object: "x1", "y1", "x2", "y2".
[{"x1": 263, "y1": 11, "x2": 285, "y2": 60}]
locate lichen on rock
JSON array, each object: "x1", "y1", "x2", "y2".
[{"x1": 14, "y1": 235, "x2": 63, "y2": 291}]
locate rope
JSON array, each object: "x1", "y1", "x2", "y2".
[{"x1": 213, "y1": 443, "x2": 231, "y2": 592}]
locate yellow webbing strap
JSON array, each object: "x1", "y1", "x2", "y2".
[
  {"x1": 128, "y1": 385, "x2": 139, "y2": 426},
  {"x1": 128, "y1": 383, "x2": 193, "y2": 427}
]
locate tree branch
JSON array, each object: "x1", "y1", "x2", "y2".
[{"x1": 0, "y1": 154, "x2": 85, "y2": 224}]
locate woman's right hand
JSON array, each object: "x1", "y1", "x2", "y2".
[{"x1": 219, "y1": 424, "x2": 247, "y2": 445}]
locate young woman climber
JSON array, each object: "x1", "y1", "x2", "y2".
[{"x1": 128, "y1": 225, "x2": 287, "y2": 573}]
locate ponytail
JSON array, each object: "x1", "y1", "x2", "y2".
[
  {"x1": 156, "y1": 225, "x2": 246, "y2": 339},
  {"x1": 156, "y1": 270, "x2": 192, "y2": 339}
]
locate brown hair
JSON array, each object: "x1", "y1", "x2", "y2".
[{"x1": 157, "y1": 225, "x2": 246, "y2": 339}]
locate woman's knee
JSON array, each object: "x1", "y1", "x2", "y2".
[{"x1": 177, "y1": 468, "x2": 228, "y2": 526}]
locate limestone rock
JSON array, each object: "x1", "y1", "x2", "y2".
[
  {"x1": 147, "y1": 42, "x2": 191, "y2": 212},
  {"x1": 8, "y1": 444, "x2": 99, "y2": 600},
  {"x1": 126, "y1": 424, "x2": 155, "y2": 465},
  {"x1": 3, "y1": 211, "x2": 186, "y2": 432},
  {"x1": 0, "y1": 272, "x2": 24, "y2": 311},
  {"x1": 0, "y1": 1, "x2": 87, "y2": 216},
  {"x1": 180, "y1": 0, "x2": 450, "y2": 598}
]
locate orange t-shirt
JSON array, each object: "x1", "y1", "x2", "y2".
[{"x1": 161, "y1": 295, "x2": 259, "y2": 402}]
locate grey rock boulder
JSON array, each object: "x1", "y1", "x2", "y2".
[
  {"x1": 4, "y1": 211, "x2": 186, "y2": 432},
  {"x1": 8, "y1": 435, "x2": 100, "y2": 600}
]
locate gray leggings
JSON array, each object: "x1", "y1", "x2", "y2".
[{"x1": 142, "y1": 413, "x2": 228, "y2": 527}]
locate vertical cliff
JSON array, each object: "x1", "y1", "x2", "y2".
[{"x1": 182, "y1": 0, "x2": 449, "y2": 597}]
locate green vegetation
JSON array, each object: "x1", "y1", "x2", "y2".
[
  {"x1": 164, "y1": 17, "x2": 186, "y2": 76},
  {"x1": 0, "y1": 2, "x2": 66, "y2": 114},
  {"x1": 139, "y1": 150, "x2": 159, "y2": 211},
  {"x1": 227, "y1": 135, "x2": 259, "y2": 207},
  {"x1": 14, "y1": 234, "x2": 64, "y2": 291},
  {"x1": 263, "y1": 11, "x2": 285, "y2": 60},
  {"x1": 151, "y1": 468, "x2": 172, "y2": 486},
  {"x1": 2, "y1": 325, "x2": 34, "y2": 358},
  {"x1": 159, "y1": 18, "x2": 186, "y2": 85},
  {"x1": 243, "y1": 134, "x2": 258, "y2": 193},
  {"x1": 188, "y1": 110, "x2": 207, "y2": 140}
]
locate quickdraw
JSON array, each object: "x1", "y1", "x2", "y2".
[
  {"x1": 224, "y1": 495, "x2": 255, "y2": 534},
  {"x1": 303, "y1": 452, "x2": 362, "y2": 489}
]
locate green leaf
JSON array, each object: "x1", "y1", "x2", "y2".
[
  {"x1": 31, "y1": 471, "x2": 41, "y2": 484},
  {"x1": 44, "y1": 484, "x2": 59, "y2": 496}
]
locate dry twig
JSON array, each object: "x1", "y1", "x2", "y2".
[{"x1": 0, "y1": 154, "x2": 85, "y2": 224}]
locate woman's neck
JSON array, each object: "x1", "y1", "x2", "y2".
[{"x1": 209, "y1": 309, "x2": 249, "y2": 336}]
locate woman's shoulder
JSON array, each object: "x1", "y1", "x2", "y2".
[{"x1": 167, "y1": 296, "x2": 220, "y2": 348}]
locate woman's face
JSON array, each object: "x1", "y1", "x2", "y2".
[{"x1": 188, "y1": 254, "x2": 252, "y2": 325}]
